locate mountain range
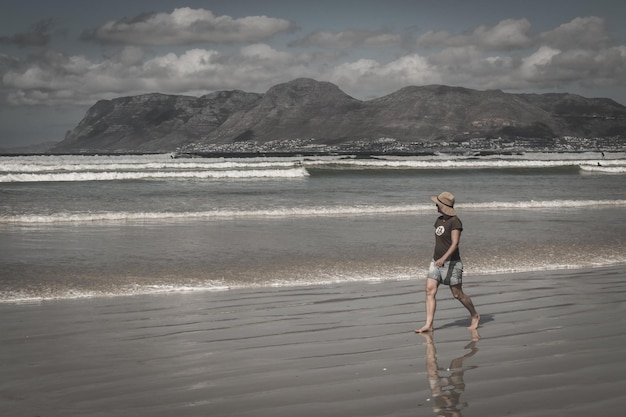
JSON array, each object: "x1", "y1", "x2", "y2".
[{"x1": 50, "y1": 78, "x2": 626, "y2": 153}]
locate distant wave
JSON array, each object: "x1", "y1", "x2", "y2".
[
  {"x1": 0, "y1": 167, "x2": 308, "y2": 182},
  {"x1": 307, "y1": 158, "x2": 626, "y2": 171},
  {"x1": 3, "y1": 199, "x2": 625, "y2": 224},
  {"x1": 462, "y1": 199, "x2": 626, "y2": 210},
  {"x1": 579, "y1": 165, "x2": 626, "y2": 174},
  {"x1": 0, "y1": 160, "x2": 299, "y2": 173},
  {"x1": 2, "y1": 153, "x2": 624, "y2": 182}
]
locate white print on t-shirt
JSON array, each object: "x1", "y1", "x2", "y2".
[{"x1": 435, "y1": 225, "x2": 445, "y2": 236}]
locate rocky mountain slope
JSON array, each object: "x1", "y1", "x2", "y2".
[{"x1": 51, "y1": 78, "x2": 626, "y2": 153}]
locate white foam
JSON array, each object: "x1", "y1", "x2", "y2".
[
  {"x1": 3, "y1": 153, "x2": 625, "y2": 183},
  {"x1": 462, "y1": 199, "x2": 626, "y2": 210},
  {"x1": 0, "y1": 160, "x2": 300, "y2": 174},
  {"x1": 3, "y1": 199, "x2": 625, "y2": 224},
  {"x1": 0, "y1": 167, "x2": 308, "y2": 182},
  {"x1": 3, "y1": 260, "x2": 625, "y2": 303},
  {"x1": 579, "y1": 165, "x2": 626, "y2": 174},
  {"x1": 307, "y1": 158, "x2": 626, "y2": 170}
]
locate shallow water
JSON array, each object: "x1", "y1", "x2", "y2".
[{"x1": 1, "y1": 152, "x2": 625, "y2": 301}]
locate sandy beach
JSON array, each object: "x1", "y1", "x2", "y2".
[{"x1": 1, "y1": 265, "x2": 625, "y2": 417}]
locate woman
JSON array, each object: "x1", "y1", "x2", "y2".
[{"x1": 415, "y1": 192, "x2": 480, "y2": 333}]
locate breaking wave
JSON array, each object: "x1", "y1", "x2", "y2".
[
  {"x1": 308, "y1": 157, "x2": 626, "y2": 172},
  {"x1": 2, "y1": 152, "x2": 625, "y2": 183},
  {"x1": 0, "y1": 167, "x2": 308, "y2": 182},
  {"x1": 3, "y1": 199, "x2": 625, "y2": 224},
  {"x1": 579, "y1": 164, "x2": 626, "y2": 174}
]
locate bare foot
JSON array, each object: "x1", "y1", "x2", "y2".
[
  {"x1": 467, "y1": 314, "x2": 480, "y2": 330},
  {"x1": 415, "y1": 325, "x2": 433, "y2": 333}
]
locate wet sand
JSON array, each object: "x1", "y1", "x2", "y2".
[{"x1": 1, "y1": 265, "x2": 625, "y2": 417}]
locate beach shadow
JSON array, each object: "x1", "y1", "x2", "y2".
[
  {"x1": 435, "y1": 314, "x2": 494, "y2": 331},
  {"x1": 418, "y1": 330, "x2": 480, "y2": 417}
]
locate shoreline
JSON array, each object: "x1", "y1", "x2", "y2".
[
  {"x1": 2, "y1": 262, "x2": 625, "y2": 305},
  {"x1": 2, "y1": 264, "x2": 625, "y2": 416}
]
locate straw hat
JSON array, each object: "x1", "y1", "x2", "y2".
[{"x1": 430, "y1": 192, "x2": 457, "y2": 216}]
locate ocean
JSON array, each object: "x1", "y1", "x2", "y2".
[{"x1": 1, "y1": 151, "x2": 625, "y2": 303}]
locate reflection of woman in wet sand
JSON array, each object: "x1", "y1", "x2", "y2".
[{"x1": 420, "y1": 330, "x2": 480, "y2": 417}]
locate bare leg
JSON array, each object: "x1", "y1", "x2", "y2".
[
  {"x1": 450, "y1": 285, "x2": 480, "y2": 330},
  {"x1": 416, "y1": 278, "x2": 439, "y2": 333}
]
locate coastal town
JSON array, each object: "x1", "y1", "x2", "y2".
[{"x1": 175, "y1": 135, "x2": 624, "y2": 156}]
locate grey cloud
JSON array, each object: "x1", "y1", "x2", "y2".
[
  {"x1": 0, "y1": 53, "x2": 20, "y2": 69},
  {"x1": 531, "y1": 46, "x2": 626, "y2": 87},
  {"x1": 290, "y1": 29, "x2": 406, "y2": 48},
  {"x1": 417, "y1": 18, "x2": 533, "y2": 51},
  {"x1": 81, "y1": 7, "x2": 295, "y2": 45},
  {"x1": 417, "y1": 16, "x2": 615, "y2": 53},
  {"x1": 3, "y1": 11, "x2": 625, "y2": 110},
  {"x1": 0, "y1": 19, "x2": 58, "y2": 48},
  {"x1": 1, "y1": 44, "x2": 316, "y2": 106},
  {"x1": 539, "y1": 16, "x2": 611, "y2": 49}
]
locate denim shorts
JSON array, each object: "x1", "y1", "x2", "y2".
[{"x1": 427, "y1": 260, "x2": 463, "y2": 286}]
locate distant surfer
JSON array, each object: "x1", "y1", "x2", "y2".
[{"x1": 416, "y1": 192, "x2": 480, "y2": 333}]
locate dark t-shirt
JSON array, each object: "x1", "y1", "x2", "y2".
[{"x1": 433, "y1": 215, "x2": 463, "y2": 261}]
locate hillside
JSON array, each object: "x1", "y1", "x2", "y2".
[{"x1": 50, "y1": 78, "x2": 626, "y2": 153}]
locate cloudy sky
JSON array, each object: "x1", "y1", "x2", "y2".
[{"x1": 1, "y1": 0, "x2": 625, "y2": 148}]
